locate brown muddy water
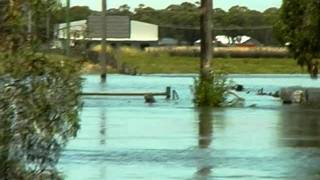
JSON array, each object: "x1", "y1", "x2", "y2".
[{"x1": 58, "y1": 74, "x2": 320, "y2": 180}]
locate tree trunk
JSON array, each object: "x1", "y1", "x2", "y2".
[
  {"x1": 100, "y1": 0, "x2": 107, "y2": 82},
  {"x1": 66, "y1": 0, "x2": 70, "y2": 56},
  {"x1": 27, "y1": 3, "x2": 32, "y2": 36},
  {"x1": 46, "y1": 13, "x2": 51, "y2": 48},
  {"x1": 200, "y1": 0, "x2": 213, "y2": 80},
  {"x1": 0, "y1": 0, "x2": 8, "y2": 36}
]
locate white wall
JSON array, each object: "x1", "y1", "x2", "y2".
[{"x1": 57, "y1": 20, "x2": 159, "y2": 42}]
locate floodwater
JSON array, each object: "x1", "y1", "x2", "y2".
[{"x1": 58, "y1": 74, "x2": 320, "y2": 180}]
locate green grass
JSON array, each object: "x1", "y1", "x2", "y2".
[
  {"x1": 0, "y1": 50, "x2": 307, "y2": 74},
  {"x1": 115, "y1": 52, "x2": 307, "y2": 74}
]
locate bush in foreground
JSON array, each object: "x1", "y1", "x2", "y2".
[{"x1": 0, "y1": 48, "x2": 82, "y2": 179}]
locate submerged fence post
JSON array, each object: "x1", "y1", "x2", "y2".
[{"x1": 166, "y1": 86, "x2": 171, "y2": 100}]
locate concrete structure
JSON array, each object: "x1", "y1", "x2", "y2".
[
  {"x1": 280, "y1": 86, "x2": 320, "y2": 105},
  {"x1": 56, "y1": 17, "x2": 159, "y2": 49}
]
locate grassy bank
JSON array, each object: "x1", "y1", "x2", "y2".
[
  {"x1": 0, "y1": 49, "x2": 305, "y2": 74},
  {"x1": 82, "y1": 48, "x2": 306, "y2": 74}
]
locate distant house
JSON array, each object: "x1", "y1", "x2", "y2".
[
  {"x1": 215, "y1": 35, "x2": 233, "y2": 46},
  {"x1": 194, "y1": 35, "x2": 232, "y2": 46},
  {"x1": 194, "y1": 35, "x2": 261, "y2": 47},
  {"x1": 55, "y1": 16, "x2": 159, "y2": 49},
  {"x1": 234, "y1": 35, "x2": 262, "y2": 47}
]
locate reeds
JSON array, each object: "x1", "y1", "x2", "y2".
[
  {"x1": 91, "y1": 45, "x2": 143, "y2": 56},
  {"x1": 146, "y1": 46, "x2": 290, "y2": 58}
]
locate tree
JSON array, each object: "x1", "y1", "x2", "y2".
[
  {"x1": 133, "y1": 5, "x2": 158, "y2": 23},
  {"x1": 263, "y1": 7, "x2": 279, "y2": 25},
  {"x1": 212, "y1": 8, "x2": 227, "y2": 27},
  {"x1": 0, "y1": 0, "x2": 82, "y2": 178},
  {"x1": 107, "y1": 4, "x2": 133, "y2": 16},
  {"x1": 54, "y1": 6, "x2": 91, "y2": 23},
  {"x1": 24, "y1": 0, "x2": 61, "y2": 42},
  {"x1": 226, "y1": 6, "x2": 250, "y2": 26},
  {"x1": 279, "y1": 0, "x2": 320, "y2": 76}
]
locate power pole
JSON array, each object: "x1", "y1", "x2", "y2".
[
  {"x1": 200, "y1": 0, "x2": 213, "y2": 80},
  {"x1": 66, "y1": 0, "x2": 71, "y2": 56},
  {"x1": 100, "y1": 0, "x2": 107, "y2": 82}
]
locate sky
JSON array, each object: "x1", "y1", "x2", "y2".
[{"x1": 68, "y1": 0, "x2": 282, "y2": 12}]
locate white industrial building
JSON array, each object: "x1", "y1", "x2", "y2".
[{"x1": 55, "y1": 17, "x2": 159, "y2": 49}]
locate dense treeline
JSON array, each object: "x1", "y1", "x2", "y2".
[{"x1": 54, "y1": 2, "x2": 280, "y2": 45}]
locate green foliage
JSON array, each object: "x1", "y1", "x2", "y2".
[
  {"x1": 108, "y1": 4, "x2": 133, "y2": 16},
  {"x1": 0, "y1": 0, "x2": 61, "y2": 48},
  {"x1": 28, "y1": 0, "x2": 59, "y2": 40},
  {"x1": 54, "y1": 6, "x2": 91, "y2": 23},
  {"x1": 82, "y1": 46, "x2": 304, "y2": 74},
  {"x1": 193, "y1": 71, "x2": 229, "y2": 107},
  {"x1": 0, "y1": 49, "x2": 82, "y2": 179},
  {"x1": 0, "y1": 0, "x2": 82, "y2": 178},
  {"x1": 279, "y1": 0, "x2": 320, "y2": 72}
]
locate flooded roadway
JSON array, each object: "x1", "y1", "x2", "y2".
[{"x1": 58, "y1": 74, "x2": 320, "y2": 180}]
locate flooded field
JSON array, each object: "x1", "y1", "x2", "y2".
[{"x1": 58, "y1": 74, "x2": 320, "y2": 180}]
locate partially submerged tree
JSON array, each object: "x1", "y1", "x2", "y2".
[
  {"x1": 193, "y1": 0, "x2": 229, "y2": 107},
  {"x1": 279, "y1": 0, "x2": 320, "y2": 77}
]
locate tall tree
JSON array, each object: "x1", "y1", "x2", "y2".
[{"x1": 280, "y1": 0, "x2": 320, "y2": 76}]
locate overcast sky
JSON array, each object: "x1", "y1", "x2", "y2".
[{"x1": 67, "y1": 0, "x2": 282, "y2": 12}]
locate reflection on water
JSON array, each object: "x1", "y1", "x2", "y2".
[
  {"x1": 279, "y1": 107, "x2": 320, "y2": 147},
  {"x1": 100, "y1": 108, "x2": 107, "y2": 145},
  {"x1": 275, "y1": 107, "x2": 320, "y2": 179},
  {"x1": 196, "y1": 108, "x2": 213, "y2": 179},
  {"x1": 198, "y1": 108, "x2": 213, "y2": 149},
  {"x1": 99, "y1": 108, "x2": 107, "y2": 179},
  {"x1": 58, "y1": 75, "x2": 320, "y2": 180}
]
